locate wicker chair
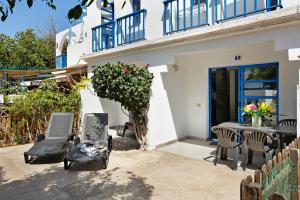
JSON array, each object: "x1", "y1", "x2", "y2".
[
  {"x1": 211, "y1": 126, "x2": 242, "y2": 170},
  {"x1": 242, "y1": 129, "x2": 277, "y2": 170},
  {"x1": 278, "y1": 119, "x2": 297, "y2": 145}
]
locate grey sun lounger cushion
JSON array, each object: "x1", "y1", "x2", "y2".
[
  {"x1": 25, "y1": 112, "x2": 74, "y2": 157},
  {"x1": 82, "y1": 113, "x2": 108, "y2": 143},
  {"x1": 26, "y1": 139, "x2": 68, "y2": 157},
  {"x1": 65, "y1": 113, "x2": 108, "y2": 163}
]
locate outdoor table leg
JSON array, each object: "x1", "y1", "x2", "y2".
[
  {"x1": 220, "y1": 147, "x2": 228, "y2": 160},
  {"x1": 279, "y1": 134, "x2": 284, "y2": 150},
  {"x1": 247, "y1": 150, "x2": 253, "y2": 165}
]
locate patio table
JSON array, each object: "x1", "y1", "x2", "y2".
[{"x1": 216, "y1": 122, "x2": 297, "y2": 159}]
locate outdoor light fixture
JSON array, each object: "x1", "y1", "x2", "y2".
[{"x1": 172, "y1": 64, "x2": 179, "y2": 71}]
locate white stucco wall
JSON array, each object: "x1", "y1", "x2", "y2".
[
  {"x1": 55, "y1": 0, "x2": 300, "y2": 148},
  {"x1": 80, "y1": 88, "x2": 129, "y2": 127},
  {"x1": 55, "y1": 29, "x2": 69, "y2": 56},
  {"x1": 86, "y1": 21, "x2": 300, "y2": 148},
  {"x1": 56, "y1": 0, "x2": 300, "y2": 65}
]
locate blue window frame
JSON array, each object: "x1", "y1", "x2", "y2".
[{"x1": 133, "y1": 0, "x2": 141, "y2": 11}]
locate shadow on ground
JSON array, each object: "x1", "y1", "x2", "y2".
[
  {"x1": 177, "y1": 139, "x2": 266, "y2": 170},
  {"x1": 0, "y1": 166, "x2": 154, "y2": 200},
  {"x1": 112, "y1": 131, "x2": 140, "y2": 151},
  {"x1": 0, "y1": 166, "x2": 7, "y2": 184},
  {"x1": 204, "y1": 148, "x2": 267, "y2": 170}
]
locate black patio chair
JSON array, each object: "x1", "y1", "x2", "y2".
[
  {"x1": 211, "y1": 126, "x2": 242, "y2": 170},
  {"x1": 24, "y1": 112, "x2": 74, "y2": 164},
  {"x1": 64, "y1": 113, "x2": 112, "y2": 170},
  {"x1": 242, "y1": 129, "x2": 277, "y2": 170},
  {"x1": 278, "y1": 119, "x2": 297, "y2": 145}
]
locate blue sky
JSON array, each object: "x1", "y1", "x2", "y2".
[{"x1": 0, "y1": 0, "x2": 79, "y2": 37}]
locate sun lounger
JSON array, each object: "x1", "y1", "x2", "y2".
[{"x1": 24, "y1": 112, "x2": 74, "y2": 163}]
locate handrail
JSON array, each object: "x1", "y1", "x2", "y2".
[
  {"x1": 163, "y1": 0, "x2": 176, "y2": 4},
  {"x1": 91, "y1": 21, "x2": 115, "y2": 31},
  {"x1": 116, "y1": 9, "x2": 147, "y2": 21}
]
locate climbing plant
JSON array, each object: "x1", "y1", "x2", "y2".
[{"x1": 92, "y1": 62, "x2": 153, "y2": 150}]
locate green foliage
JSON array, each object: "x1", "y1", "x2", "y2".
[
  {"x1": 4, "y1": 80, "x2": 81, "y2": 144},
  {"x1": 0, "y1": 0, "x2": 56, "y2": 21},
  {"x1": 0, "y1": 0, "x2": 126, "y2": 21},
  {"x1": 0, "y1": 29, "x2": 55, "y2": 69},
  {"x1": 0, "y1": 81, "x2": 28, "y2": 95},
  {"x1": 92, "y1": 62, "x2": 153, "y2": 112},
  {"x1": 92, "y1": 62, "x2": 153, "y2": 149}
]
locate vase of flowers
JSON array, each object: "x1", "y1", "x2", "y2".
[
  {"x1": 251, "y1": 115, "x2": 261, "y2": 127},
  {"x1": 242, "y1": 102, "x2": 273, "y2": 127}
]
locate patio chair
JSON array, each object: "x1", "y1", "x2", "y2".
[
  {"x1": 211, "y1": 126, "x2": 242, "y2": 170},
  {"x1": 278, "y1": 119, "x2": 297, "y2": 145},
  {"x1": 64, "y1": 113, "x2": 112, "y2": 170},
  {"x1": 109, "y1": 122, "x2": 134, "y2": 137},
  {"x1": 24, "y1": 112, "x2": 74, "y2": 164},
  {"x1": 262, "y1": 117, "x2": 272, "y2": 127},
  {"x1": 242, "y1": 129, "x2": 277, "y2": 170}
]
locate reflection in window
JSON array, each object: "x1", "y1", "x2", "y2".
[{"x1": 244, "y1": 67, "x2": 277, "y2": 80}]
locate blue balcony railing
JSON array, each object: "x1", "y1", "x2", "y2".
[
  {"x1": 215, "y1": 0, "x2": 283, "y2": 23},
  {"x1": 92, "y1": 22, "x2": 115, "y2": 52},
  {"x1": 55, "y1": 54, "x2": 67, "y2": 69},
  {"x1": 163, "y1": 0, "x2": 209, "y2": 35},
  {"x1": 116, "y1": 9, "x2": 147, "y2": 46}
]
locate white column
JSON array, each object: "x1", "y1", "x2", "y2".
[{"x1": 147, "y1": 65, "x2": 179, "y2": 149}]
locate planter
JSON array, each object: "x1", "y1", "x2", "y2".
[
  {"x1": 252, "y1": 115, "x2": 261, "y2": 127},
  {"x1": 78, "y1": 78, "x2": 91, "y2": 90}
]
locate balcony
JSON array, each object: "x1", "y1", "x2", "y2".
[
  {"x1": 116, "y1": 9, "x2": 147, "y2": 46},
  {"x1": 92, "y1": 22, "x2": 115, "y2": 52},
  {"x1": 215, "y1": 0, "x2": 282, "y2": 23},
  {"x1": 163, "y1": 0, "x2": 283, "y2": 35},
  {"x1": 55, "y1": 54, "x2": 67, "y2": 69},
  {"x1": 91, "y1": 9, "x2": 147, "y2": 52},
  {"x1": 163, "y1": 0, "x2": 209, "y2": 35}
]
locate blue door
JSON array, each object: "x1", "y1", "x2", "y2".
[{"x1": 209, "y1": 63, "x2": 279, "y2": 140}]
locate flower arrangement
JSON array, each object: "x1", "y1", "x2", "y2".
[
  {"x1": 242, "y1": 102, "x2": 273, "y2": 118},
  {"x1": 242, "y1": 102, "x2": 273, "y2": 127}
]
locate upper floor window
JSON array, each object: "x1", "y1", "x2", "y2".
[{"x1": 133, "y1": 0, "x2": 140, "y2": 11}]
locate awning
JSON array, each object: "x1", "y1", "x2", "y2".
[{"x1": 0, "y1": 64, "x2": 87, "y2": 77}]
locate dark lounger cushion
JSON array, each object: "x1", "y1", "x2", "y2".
[{"x1": 25, "y1": 139, "x2": 67, "y2": 157}]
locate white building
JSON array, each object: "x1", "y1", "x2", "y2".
[{"x1": 56, "y1": 0, "x2": 300, "y2": 149}]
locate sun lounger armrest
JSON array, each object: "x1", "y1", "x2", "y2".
[
  {"x1": 35, "y1": 134, "x2": 45, "y2": 143},
  {"x1": 67, "y1": 134, "x2": 80, "y2": 145}
]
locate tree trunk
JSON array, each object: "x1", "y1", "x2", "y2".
[{"x1": 132, "y1": 109, "x2": 148, "y2": 150}]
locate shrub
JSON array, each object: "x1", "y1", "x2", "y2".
[
  {"x1": 92, "y1": 62, "x2": 153, "y2": 149},
  {"x1": 3, "y1": 80, "x2": 81, "y2": 144}
]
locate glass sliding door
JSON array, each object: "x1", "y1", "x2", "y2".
[
  {"x1": 209, "y1": 67, "x2": 239, "y2": 139},
  {"x1": 238, "y1": 63, "x2": 279, "y2": 124},
  {"x1": 209, "y1": 63, "x2": 279, "y2": 140}
]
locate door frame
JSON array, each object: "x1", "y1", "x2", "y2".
[{"x1": 208, "y1": 62, "x2": 279, "y2": 140}]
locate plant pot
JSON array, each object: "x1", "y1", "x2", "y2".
[
  {"x1": 78, "y1": 79, "x2": 91, "y2": 90},
  {"x1": 252, "y1": 115, "x2": 261, "y2": 127}
]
